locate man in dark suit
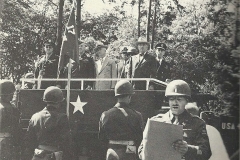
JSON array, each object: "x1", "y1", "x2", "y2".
[
  {"x1": 154, "y1": 43, "x2": 171, "y2": 89},
  {"x1": 128, "y1": 37, "x2": 157, "y2": 90},
  {"x1": 94, "y1": 43, "x2": 117, "y2": 90}
]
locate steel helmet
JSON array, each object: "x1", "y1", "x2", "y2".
[
  {"x1": 43, "y1": 86, "x2": 65, "y2": 103},
  {"x1": 165, "y1": 80, "x2": 191, "y2": 97},
  {"x1": 25, "y1": 73, "x2": 34, "y2": 83},
  {"x1": 115, "y1": 80, "x2": 134, "y2": 97},
  {"x1": 25, "y1": 73, "x2": 34, "y2": 79},
  {"x1": 0, "y1": 80, "x2": 15, "y2": 95}
]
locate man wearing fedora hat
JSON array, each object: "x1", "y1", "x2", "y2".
[
  {"x1": 94, "y1": 42, "x2": 117, "y2": 90},
  {"x1": 128, "y1": 37, "x2": 157, "y2": 90},
  {"x1": 154, "y1": 42, "x2": 171, "y2": 89}
]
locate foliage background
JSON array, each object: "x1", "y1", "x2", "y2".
[{"x1": 0, "y1": 0, "x2": 239, "y2": 119}]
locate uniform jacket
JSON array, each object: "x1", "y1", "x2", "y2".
[
  {"x1": 128, "y1": 53, "x2": 157, "y2": 90},
  {"x1": 24, "y1": 107, "x2": 74, "y2": 159},
  {"x1": 117, "y1": 59, "x2": 130, "y2": 78},
  {"x1": 59, "y1": 54, "x2": 95, "y2": 89},
  {"x1": 94, "y1": 57, "x2": 117, "y2": 90},
  {"x1": 34, "y1": 54, "x2": 59, "y2": 89},
  {"x1": 0, "y1": 101, "x2": 22, "y2": 160},
  {"x1": 154, "y1": 59, "x2": 171, "y2": 90},
  {"x1": 138, "y1": 110, "x2": 212, "y2": 160},
  {"x1": 99, "y1": 102, "x2": 144, "y2": 147},
  {"x1": 155, "y1": 59, "x2": 170, "y2": 82}
]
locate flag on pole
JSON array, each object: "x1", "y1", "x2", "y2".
[
  {"x1": 57, "y1": 4, "x2": 79, "y2": 77},
  {"x1": 57, "y1": 2, "x2": 79, "y2": 119}
]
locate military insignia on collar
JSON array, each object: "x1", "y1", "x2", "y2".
[
  {"x1": 197, "y1": 149, "x2": 202, "y2": 155},
  {"x1": 174, "y1": 88, "x2": 177, "y2": 93}
]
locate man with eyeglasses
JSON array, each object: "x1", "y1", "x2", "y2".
[
  {"x1": 34, "y1": 39, "x2": 59, "y2": 89},
  {"x1": 138, "y1": 80, "x2": 212, "y2": 160}
]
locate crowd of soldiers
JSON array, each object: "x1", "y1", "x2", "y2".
[
  {"x1": 1, "y1": 36, "x2": 231, "y2": 160},
  {"x1": 23, "y1": 36, "x2": 171, "y2": 90}
]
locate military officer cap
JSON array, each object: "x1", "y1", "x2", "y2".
[
  {"x1": 120, "y1": 46, "x2": 128, "y2": 54},
  {"x1": 94, "y1": 42, "x2": 108, "y2": 52},
  {"x1": 44, "y1": 39, "x2": 55, "y2": 47},
  {"x1": 155, "y1": 43, "x2": 167, "y2": 50},
  {"x1": 127, "y1": 47, "x2": 138, "y2": 55}
]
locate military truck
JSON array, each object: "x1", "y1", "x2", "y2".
[{"x1": 17, "y1": 78, "x2": 239, "y2": 160}]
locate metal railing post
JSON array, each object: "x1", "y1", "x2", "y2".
[
  {"x1": 146, "y1": 79, "x2": 150, "y2": 90},
  {"x1": 81, "y1": 79, "x2": 84, "y2": 90}
]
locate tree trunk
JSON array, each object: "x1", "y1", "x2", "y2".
[
  {"x1": 138, "y1": 0, "x2": 141, "y2": 37},
  {"x1": 56, "y1": 0, "x2": 64, "y2": 55},
  {"x1": 146, "y1": 0, "x2": 152, "y2": 42},
  {"x1": 151, "y1": 1, "x2": 157, "y2": 49},
  {"x1": 77, "y1": 0, "x2": 82, "y2": 38},
  {"x1": 0, "y1": 0, "x2": 4, "y2": 79}
]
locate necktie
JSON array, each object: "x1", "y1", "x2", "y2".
[
  {"x1": 100, "y1": 58, "x2": 103, "y2": 65},
  {"x1": 173, "y1": 116, "x2": 179, "y2": 125}
]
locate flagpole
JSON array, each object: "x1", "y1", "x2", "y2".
[
  {"x1": 66, "y1": 57, "x2": 71, "y2": 119},
  {"x1": 66, "y1": 1, "x2": 79, "y2": 119}
]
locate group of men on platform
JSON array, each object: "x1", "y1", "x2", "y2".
[{"x1": 30, "y1": 37, "x2": 171, "y2": 90}]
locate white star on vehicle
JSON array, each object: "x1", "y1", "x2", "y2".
[{"x1": 70, "y1": 95, "x2": 87, "y2": 114}]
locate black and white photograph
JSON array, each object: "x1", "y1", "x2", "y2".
[{"x1": 0, "y1": 0, "x2": 239, "y2": 159}]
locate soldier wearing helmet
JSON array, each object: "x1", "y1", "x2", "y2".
[
  {"x1": 138, "y1": 80, "x2": 212, "y2": 160},
  {"x1": 0, "y1": 80, "x2": 22, "y2": 159},
  {"x1": 99, "y1": 80, "x2": 143, "y2": 160},
  {"x1": 23, "y1": 86, "x2": 76, "y2": 160}
]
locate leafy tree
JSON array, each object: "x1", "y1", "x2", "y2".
[{"x1": 1, "y1": 0, "x2": 59, "y2": 82}]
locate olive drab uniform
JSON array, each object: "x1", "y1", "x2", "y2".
[
  {"x1": 138, "y1": 110, "x2": 212, "y2": 160},
  {"x1": 99, "y1": 102, "x2": 144, "y2": 160},
  {"x1": 34, "y1": 54, "x2": 59, "y2": 89},
  {"x1": 24, "y1": 107, "x2": 74, "y2": 160},
  {"x1": 0, "y1": 100, "x2": 22, "y2": 159}
]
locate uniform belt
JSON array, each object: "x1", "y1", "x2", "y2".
[
  {"x1": 0, "y1": 133, "x2": 12, "y2": 138},
  {"x1": 109, "y1": 140, "x2": 134, "y2": 145},
  {"x1": 38, "y1": 145, "x2": 59, "y2": 152}
]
